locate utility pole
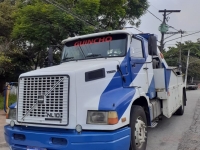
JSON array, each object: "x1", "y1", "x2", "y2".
[
  {"x1": 179, "y1": 33, "x2": 183, "y2": 71},
  {"x1": 159, "y1": 10, "x2": 167, "y2": 52},
  {"x1": 185, "y1": 49, "x2": 190, "y2": 87},
  {"x1": 158, "y1": 9, "x2": 181, "y2": 52}
]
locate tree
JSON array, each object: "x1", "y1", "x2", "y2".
[
  {"x1": 0, "y1": 0, "x2": 149, "y2": 92},
  {"x1": 164, "y1": 41, "x2": 200, "y2": 82},
  {"x1": 0, "y1": 0, "x2": 16, "y2": 93},
  {"x1": 12, "y1": 0, "x2": 95, "y2": 68},
  {"x1": 98, "y1": 0, "x2": 148, "y2": 30},
  {"x1": 0, "y1": 39, "x2": 32, "y2": 93},
  {"x1": 0, "y1": 0, "x2": 16, "y2": 41},
  {"x1": 12, "y1": 0, "x2": 149, "y2": 68}
]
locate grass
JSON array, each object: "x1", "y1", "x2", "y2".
[{"x1": 0, "y1": 94, "x2": 17, "y2": 110}]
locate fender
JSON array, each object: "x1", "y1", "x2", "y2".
[
  {"x1": 98, "y1": 87, "x2": 136, "y2": 119},
  {"x1": 118, "y1": 88, "x2": 151, "y2": 126},
  {"x1": 9, "y1": 102, "x2": 17, "y2": 109},
  {"x1": 99, "y1": 87, "x2": 150, "y2": 121}
]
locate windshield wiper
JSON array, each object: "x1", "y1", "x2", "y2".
[
  {"x1": 62, "y1": 57, "x2": 74, "y2": 62},
  {"x1": 86, "y1": 54, "x2": 102, "y2": 58}
]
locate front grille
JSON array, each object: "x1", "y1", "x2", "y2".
[{"x1": 17, "y1": 76, "x2": 69, "y2": 125}]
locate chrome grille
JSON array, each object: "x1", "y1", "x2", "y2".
[{"x1": 17, "y1": 76, "x2": 69, "y2": 125}]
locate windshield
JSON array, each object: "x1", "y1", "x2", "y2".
[{"x1": 61, "y1": 34, "x2": 127, "y2": 62}]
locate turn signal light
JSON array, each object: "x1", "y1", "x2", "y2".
[{"x1": 108, "y1": 111, "x2": 118, "y2": 125}]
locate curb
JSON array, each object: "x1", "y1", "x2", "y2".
[{"x1": 0, "y1": 142, "x2": 7, "y2": 148}]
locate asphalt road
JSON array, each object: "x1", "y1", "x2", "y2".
[
  {"x1": 3, "y1": 90, "x2": 200, "y2": 150},
  {"x1": 147, "y1": 90, "x2": 200, "y2": 150}
]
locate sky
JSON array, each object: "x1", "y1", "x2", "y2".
[{"x1": 130, "y1": 0, "x2": 200, "y2": 49}]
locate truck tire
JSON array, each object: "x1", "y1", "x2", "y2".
[
  {"x1": 130, "y1": 105, "x2": 147, "y2": 150},
  {"x1": 175, "y1": 93, "x2": 184, "y2": 115}
]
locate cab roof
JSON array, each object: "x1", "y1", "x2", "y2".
[{"x1": 61, "y1": 30, "x2": 133, "y2": 44}]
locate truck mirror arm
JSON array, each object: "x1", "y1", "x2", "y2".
[{"x1": 117, "y1": 65, "x2": 126, "y2": 83}]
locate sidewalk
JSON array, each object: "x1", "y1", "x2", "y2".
[{"x1": 0, "y1": 110, "x2": 8, "y2": 148}]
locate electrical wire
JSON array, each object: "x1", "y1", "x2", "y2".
[
  {"x1": 44, "y1": 0, "x2": 105, "y2": 31},
  {"x1": 45, "y1": 0, "x2": 182, "y2": 36},
  {"x1": 168, "y1": 26, "x2": 180, "y2": 32},
  {"x1": 164, "y1": 31, "x2": 200, "y2": 43},
  {"x1": 132, "y1": 27, "x2": 143, "y2": 33},
  {"x1": 143, "y1": 6, "x2": 181, "y2": 33},
  {"x1": 150, "y1": 4, "x2": 159, "y2": 10},
  {"x1": 146, "y1": 9, "x2": 163, "y2": 22},
  {"x1": 125, "y1": 27, "x2": 143, "y2": 33},
  {"x1": 164, "y1": 33, "x2": 178, "y2": 40},
  {"x1": 140, "y1": 4, "x2": 181, "y2": 33}
]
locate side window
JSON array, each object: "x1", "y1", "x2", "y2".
[{"x1": 130, "y1": 38, "x2": 143, "y2": 58}]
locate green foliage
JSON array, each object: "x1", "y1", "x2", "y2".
[
  {"x1": 12, "y1": 1, "x2": 74, "y2": 47},
  {"x1": 0, "y1": 94, "x2": 17, "y2": 110},
  {"x1": 0, "y1": 0, "x2": 16, "y2": 40},
  {"x1": 164, "y1": 41, "x2": 200, "y2": 81},
  {"x1": 11, "y1": 0, "x2": 148, "y2": 69},
  {"x1": 0, "y1": 0, "x2": 149, "y2": 92}
]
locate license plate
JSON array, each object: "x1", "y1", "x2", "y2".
[{"x1": 27, "y1": 146, "x2": 46, "y2": 150}]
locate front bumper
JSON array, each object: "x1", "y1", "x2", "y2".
[{"x1": 4, "y1": 125, "x2": 130, "y2": 150}]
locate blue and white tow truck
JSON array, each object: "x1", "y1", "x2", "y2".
[{"x1": 4, "y1": 28, "x2": 187, "y2": 150}]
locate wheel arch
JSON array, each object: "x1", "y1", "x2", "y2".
[{"x1": 131, "y1": 96, "x2": 151, "y2": 126}]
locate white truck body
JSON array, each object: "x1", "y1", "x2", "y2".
[{"x1": 5, "y1": 29, "x2": 186, "y2": 150}]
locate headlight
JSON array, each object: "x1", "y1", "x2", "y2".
[
  {"x1": 87, "y1": 111, "x2": 118, "y2": 125},
  {"x1": 8, "y1": 108, "x2": 16, "y2": 120}
]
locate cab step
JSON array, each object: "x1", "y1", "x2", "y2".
[{"x1": 149, "y1": 121, "x2": 158, "y2": 128}]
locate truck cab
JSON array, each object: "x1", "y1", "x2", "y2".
[{"x1": 5, "y1": 29, "x2": 186, "y2": 150}]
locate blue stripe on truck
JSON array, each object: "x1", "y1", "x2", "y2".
[
  {"x1": 98, "y1": 49, "x2": 140, "y2": 119},
  {"x1": 147, "y1": 76, "x2": 156, "y2": 99},
  {"x1": 5, "y1": 125, "x2": 131, "y2": 150},
  {"x1": 98, "y1": 87, "x2": 136, "y2": 119}
]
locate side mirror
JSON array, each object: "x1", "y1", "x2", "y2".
[
  {"x1": 48, "y1": 46, "x2": 53, "y2": 67},
  {"x1": 148, "y1": 35, "x2": 157, "y2": 55}
]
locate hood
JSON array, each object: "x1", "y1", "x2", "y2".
[
  {"x1": 16, "y1": 58, "x2": 123, "y2": 129},
  {"x1": 20, "y1": 58, "x2": 122, "y2": 77}
]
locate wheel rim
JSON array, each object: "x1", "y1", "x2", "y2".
[{"x1": 134, "y1": 116, "x2": 147, "y2": 148}]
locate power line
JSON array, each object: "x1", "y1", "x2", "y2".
[
  {"x1": 165, "y1": 31, "x2": 200, "y2": 43},
  {"x1": 132, "y1": 27, "x2": 143, "y2": 33},
  {"x1": 159, "y1": 9, "x2": 181, "y2": 52},
  {"x1": 125, "y1": 2, "x2": 181, "y2": 35},
  {"x1": 141, "y1": 5, "x2": 181, "y2": 33},
  {"x1": 164, "y1": 33, "x2": 177, "y2": 40},
  {"x1": 169, "y1": 26, "x2": 180, "y2": 32},
  {"x1": 146, "y1": 9, "x2": 162, "y2": 22},
  {"x1": 145, "y1": 9, "x2": 182, "y2": 34},
  {"x1": 185, "y1": 30, "x2": 199, "y2": 32},
  {"x1": 44, "y1": 0, "x2": 105, "y2": 31},
  {"x1": 150, "y1": 4, "x2": 159, "y2": 10},
  {"x1": 125, "y1": 27, "x2": 143, "y2": 33}
]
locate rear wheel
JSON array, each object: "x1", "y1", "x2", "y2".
[{"x1": 130, "y1": 106, "x2": 147, "y2": 150}]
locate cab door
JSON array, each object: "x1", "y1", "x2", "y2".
[{"x1": 129, "y1": 37, "x2": 149, "y2": 92}]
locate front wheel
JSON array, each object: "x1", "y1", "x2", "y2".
[{"x1": 130, "y1": 106, "x2": 147, "y2": 150}]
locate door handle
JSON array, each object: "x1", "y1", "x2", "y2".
[{"x1": 143, "y1": 67, "x2": 148, "y2": 70}]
